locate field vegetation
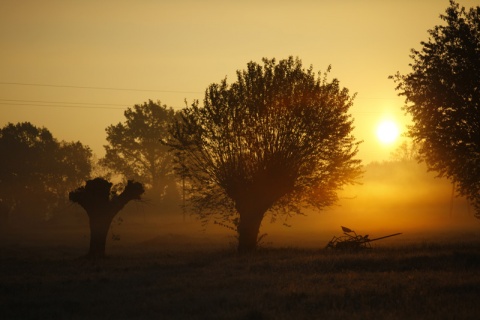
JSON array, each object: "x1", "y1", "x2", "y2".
[
  {"x1": 1, "y1": 159, "x2": 479, "y2": 319},
  {"x1": 1, "y1": 230, "x2": 480, "y2": 320}
]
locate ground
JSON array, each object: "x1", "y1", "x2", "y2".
[{"x1": 1, "y1": 223, "x2": 480, "y2": 320}]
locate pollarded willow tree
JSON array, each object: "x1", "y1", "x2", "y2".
[
  {"x1": 391, "y1": 1, "x2": 480, "y2": 217},
  {"x1": 69, "y1": 178, "x2": 144, "y2": 259},
  {"x1": 168, "y1": 57, "x2": 362, "y2": 253}
]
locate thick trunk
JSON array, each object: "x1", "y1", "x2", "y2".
[
  {"x1": 87, "y1": 212, "x2": 114, "y2": 259},
  {"x1": 0, "y1": 202, "x2": 9, "y2": 232},
  {"x1": 237, "y1": 209, "x2": 265, "y2": 253},
  {"x1": 70, "y1": 178, "x2": 144, "y2": 259}
]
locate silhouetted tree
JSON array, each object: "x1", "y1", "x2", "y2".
[
  {"x1": 168, "y1": 57, "x2": 362, "y2": 253},
  {"x1": 0, "y1": 122, "x2": 92, "y2": 223},
  {"x1": 390, "y1": 141, "x2": 421, "y2": 162},
  {"x1": 0, "y1": 201, "x2": 9, "y2": 232},
  {"x1": 101, "y1": 100, "x2": 179, "y2": 202},
  {"x1": 69, "y1": 178, "x2": 144, "y2": 259},
  {"x1": 391, "y1": 1, "x2": 480, "y2": 217}
]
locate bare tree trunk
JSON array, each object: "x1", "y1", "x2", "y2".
[
  {"x1": 87, "y1": 212, "x2": 114, "y2": 259},
  {"x1": 237, "y1": 209, "x2": 265, "y2": 253},
  {"x1": 0, "y1": 202, "x2": 9, "y2": 232}
]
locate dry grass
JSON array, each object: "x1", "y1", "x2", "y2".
[{"x1": 1, "y1": 235, "x2": 480, "y2": 320}]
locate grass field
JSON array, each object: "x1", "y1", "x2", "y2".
[{"x1": 1, "y1": 227, "x2": 480, "y2": 320}]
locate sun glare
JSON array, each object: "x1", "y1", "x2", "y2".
[{"x1": 376, "y1": 120, "x2": 400, "y2": 144}]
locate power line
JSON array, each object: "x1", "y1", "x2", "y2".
[
  {"x1": 0, "y1": 98, "x2": 406, "y2": 113},
  {"x1": 0, "y1": 81, "x2": 403, "y2": 99},
  {"x1": 0, "y1": 81, "x2": 202, "y2": 94},
  {"x1": 0, "y1": 99, "x2": 126, "y2": 107},
  {"x1": 0, "y1": 102, "x2": 124, "y2": 110}
]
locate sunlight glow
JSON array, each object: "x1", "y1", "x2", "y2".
[{"x1": 376, "y1": 120, "x2": 400, "y2": 144}]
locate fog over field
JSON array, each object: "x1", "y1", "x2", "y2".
[
  {"x1": 1, "y1": 1, "x2": 478, "y2": 254},
  {"x1": 2, "y1": 160, "x2": 477, "y2": 254}
]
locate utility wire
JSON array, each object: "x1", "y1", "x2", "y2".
[
  {"x1": 0, "y1": 98, "x2": 405, "y2": 113},
  {"x1": 0, "y1": 103, "x2": 123, "y2": 110},
  {"x1": 0, "y1": 81, "x2": 202, "y2": 94},
  {"x1": 0, "y1": 99, "x2": 125, "y2": 107},
  {"x1": 0, "y1": 81, "x2": 402, "y2": 99}
]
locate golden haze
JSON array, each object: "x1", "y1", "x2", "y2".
[{"x1": 1, "y1": 1, "x2": 478, "y2": 163}]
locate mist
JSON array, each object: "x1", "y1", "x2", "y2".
[
  {"x1": 2, "y1": 158, "x2": 480, "y2": 320},
  {"x1": 260, "y1": 160, "x2": 479, "y2": 247},
  {"x1": 2, "y1": 160, "x2": 478, "y2": 253}
]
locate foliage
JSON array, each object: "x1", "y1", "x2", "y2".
[
  {"x1": 101, "y1": 100, "x2": 178, "y2": 197},
  {"x1": 0, "y1": 122, "x2": 92, "y2": 222},
  {"x1": 168, "y1": 57, "x2": 362, "y2": 251},
  {"x1": 391, "y1": 1, "x2": 480, "y2": 217}
]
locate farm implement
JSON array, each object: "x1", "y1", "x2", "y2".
[{"x1": 326, "y1": 226, "x2": 402, "y2": 251}]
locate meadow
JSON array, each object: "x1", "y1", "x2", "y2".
[
  {"x1": 1, "y1": 222, "x2": 480, "y2": 320},
  {"x1": 2, "y1": 162, "x2": 480, "y2": 320}
]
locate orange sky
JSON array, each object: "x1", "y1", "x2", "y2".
[{"x1": 1, "y1": 0, "x2": 479, "y2": 163}]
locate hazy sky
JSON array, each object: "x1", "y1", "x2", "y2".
[{"x1": 1, "y1": 0, "x2": 479, "y2": 163}]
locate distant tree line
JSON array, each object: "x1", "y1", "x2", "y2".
[
  {"x1": 0, "y1": 101, "x2": 180, "y2": 224},
  {"x1": 0, "y1": 122, "x2": 92, "y2": 226}
]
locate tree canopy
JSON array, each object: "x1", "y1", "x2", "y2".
[
  {"x1": 391, "y1": 1, "x2": 480, "y2": 217},
  {"x1": 168, "y1": 57, "x2": 362, "y2": 252},
  {"x1": 101, "y1": 100, "x2": 178, "y2": 198},
  {"x1": 0, "y1": 122, "x2": 92, "y2": 222}
]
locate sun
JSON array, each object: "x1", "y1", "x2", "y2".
[{"x1": 376, "y1": 120, "x2": 400, "y2": 144}]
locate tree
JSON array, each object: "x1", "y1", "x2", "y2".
[
  {"x1": 391, "y1": 1, "x2": 480, "y2": 217},
  {"x1": 390, "y1": 140, "x2": 421, "y2": 162},
  {"x1": 0, "y1": 122, "x2": 92, "y2": 223},
  {"x1": 69, "y1": 178, "x2": 144, "y2": 259},
  {"x1": 168, "y1": 57, "x2": 362, "y2": 253},
  {"x1": 101, "y1": 100, "x2": 178, "y2": 200}
]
